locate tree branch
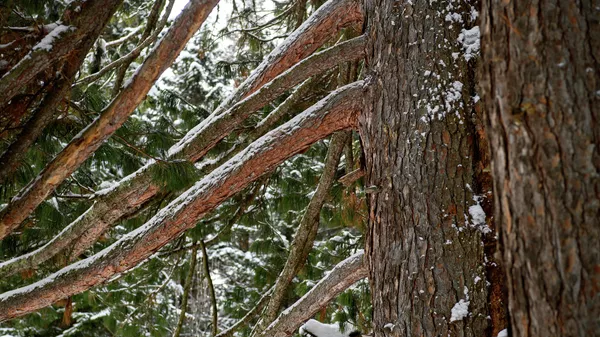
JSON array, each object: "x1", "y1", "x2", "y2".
[
  {"x1": 200, "y1": 240, "x2": 219, "y2": 336},
  {"x1": 256, "y1": 131, "x2": 349, "y2": 330},
  {"x1": 257, "y1": 251, "x2": 367, "y2": 337},
  {"x1": 0, "y1": 35, "x2": 365, "y2": 277},
  {"x1": 0, "y1": 81, "x2": 364, "y2": 322},
  {"x1": 75, "y1": 0, "x2": 174, "y2": 88},
  {"x1": 0, "y1": 23, "x2": 108, "y2": 184},
  {"x1": 172, "y1": 242, "x2": 198, "y2": 337},
  {"x1": 0, "y1": 0, "x2": 220, "y2": 240},
  {"x1": 0, "y1": 0, "x2": 123, "y2": 108}
]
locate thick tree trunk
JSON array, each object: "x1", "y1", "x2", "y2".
[
  {"x1": 361, "y1": 0, "x2": 493, "y2": 336},
  {"x1": 480, "y1": 1, "x2": 600, "y2": 336}
]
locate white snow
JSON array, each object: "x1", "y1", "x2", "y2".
[
  {"x1": 457, "y1": 26, "x2": 480, "y2": 61},
  {"x1": 497, "y1": 329, "x2": 508, "y2": 337},
  {"x1": 450, "y1": 299, "x2": 470, "y2": 322},
  {"x1": 469, "y1": 196, "x2": 491, "y2": 234},
  {"x1": 33, "y1": 25, "x2": 75, "y2": 52},
  {"x1": 450, "y1": 286, "x2": 471, "y2": 322},
  {"x1": 300, "y1": 319, "x2": 356, "y2": 337}
]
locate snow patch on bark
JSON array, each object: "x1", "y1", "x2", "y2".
[
  {"x1": 457, "y1": 26, "x2": 480, "y2": 61},
  {"x1": 450, "y1": 299, "x2": 470, "y2": 322}
]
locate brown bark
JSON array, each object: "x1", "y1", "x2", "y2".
[
  {"x1": 361, "y1": 0, "x2": 491, "y2": 336},
  {"x1": 258, "y1": 251, "x2": 367, "y2": 337},
  {"x1": 0, "y1": 81, "x2": 364, "y2": 322},
  {"x1": 0, "y1": 9, "x2": 115, "y2": 184},
  {"x1": 0, "y1": 0, "x2": 220, "y2": 240},
  {"x1": 0, "y1": 35, "x2": 364, "y2": 278},
  {"x1": 0, "y1": 0, "x2": 123, "y2": 108},
  {"x1": 480, "y1": 0, "x2": 600, "y2": 336}
]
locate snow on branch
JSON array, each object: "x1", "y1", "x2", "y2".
[
  {"x1": 0, "y1": 0, "x2": 220, "y2": 241},
  {"x1": 0, "y1": 81, "x2": 364, "y2": 322},
  {"x1": 0, "y1": 0, "x2": 123, "y2": 108},
  {"x1": 258, "y1": 251, "x2": 367, "y2": 337},
  {"x1": 0, "y1": 35, "x2": 365, "y2": 278},
  {"x1": 300, "y1": 319, "x2": 359, "y2": 337}
]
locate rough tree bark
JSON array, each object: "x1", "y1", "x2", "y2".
[
  {"x1": 480, "y1": 0, "x2": 599, "y2": 336},
  {"x1": 0, "y1": 0, "x2": 220, "y2": 240},
  {"x1": 0, "y1": 81, "x2": 364, "y2": 322},
  {"x1": 360, "y1": 0, "x2": 494, "y2": 336}
]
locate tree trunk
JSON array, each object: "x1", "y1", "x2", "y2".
[
  {"x1": 361, "y1": 0, "x2": 493, "y2": 336},
  {"x1": 480, "y1": 0, "x2": 600, "y2": 336}
]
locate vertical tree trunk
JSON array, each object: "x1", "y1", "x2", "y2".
[
  {"x1": 361, "y1": 0, "x2": 494, "y2": 336},
  {"x1": 480, "y1": 1, "x2": 599, "y2": 336}
]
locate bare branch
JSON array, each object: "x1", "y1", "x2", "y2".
[
  {"x1": 172, "y1": 242, "x2": 198, "y2": 337},
  {"x1": 0, "y1": 0, "x2": 220, "y2": 240},
  {"x1": 258, "y1": 251, "x2": 367, "y2": 337},
  {"x1": 0, "y1": 81, "x2": 364, "y2": 322},
  {"x1": 200, "y1": 240, "x2": 219, "y2": 336},
  {"x1": 75, "y1": 0, "x2": 175, "y2": 88}
]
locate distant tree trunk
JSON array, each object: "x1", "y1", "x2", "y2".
[
  {"x1": 361, "y1": 0, "x2": 497, "y2": 336},
  {"x1": 480, "y1": 1, "x2": 599, "y2": 336}
]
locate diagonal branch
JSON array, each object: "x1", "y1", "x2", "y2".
[
  {"x1": 200, "y1": 240, "x2": 219, "y2": 336},
  {"x1": 0, "y1": 35, "x2": 365, "y2": 278},
  {"x1": 0, "y1": 3, "x2": 119, "y2": 184},
  {"x1": 172, "y1": 241, "x2": 198, "y2": 337},
  {"x1": 256, "y1": 131, "x2": 350, "y2": 330},
  {"x1": 0, "y1": 0, "x2": 123, "y2": 108},
  {"x1": 0, "y1": 81, "x2": 365, "y2": 322},
  {"x1": 257, "y1": 251, "x2": 367, "y2": 337},
  {"x1": 0, "y1": 0, "x2": 220, "y2": 240},
  {"x1": 74, "y1": 0, "x2": 174, "y2": 88}
]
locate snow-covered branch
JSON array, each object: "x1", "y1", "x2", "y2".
[
  {"x1": 0, "y1": 81, "x2": 364, "y2": 322},
  {"x1": 0, "y1": 0, "x2": 123, "y2": 108},
  {"x1": 257, "y1": 131, "x2": 350, "y2": 329},
  {"x1": 0, "y1": 0, "x2": 220, "y2": 240},
  {"x1": 0, "y1": 34, "x2": 365, "y2": 278},
  {"x1": 258, "y1": 251, "x2": 367, "y2": 337}
]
